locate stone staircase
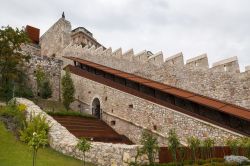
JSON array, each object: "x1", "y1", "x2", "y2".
[{"x1": 52, "y1": 115, "x2": 133, "y2": 145}]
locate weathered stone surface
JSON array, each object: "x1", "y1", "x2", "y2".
[
  {"x1": 71, "y1": 74, "x2": 243, "y2": 146},
  {"x1": 16, "y1": 98, "x2": 147, "y2": 166}
]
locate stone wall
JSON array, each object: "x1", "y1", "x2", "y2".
[
  {"x1": 40, "y1": 17, "x2": 71, "y2": 57},
  {"x1": 61, "y1": 45, "x2": 250, "y2": 109},
  {"x1": 25, "y1": 55, "x2": 62, "y2": 100},
  {"x1": 70, "y1": 73, "x2": 243, "y2": 146},
  {"x1": 16, "y1": 98, "x2": 148, "y2": 166}
]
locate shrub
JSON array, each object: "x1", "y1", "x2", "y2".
[
  {"x1": 0, "y1": 101, "x2": 26, "y2": 136},
  {"x1": 187, "y1": 136, "x2": 201, "y2": 162},
  {"x1": 239, "y1": 137, "x2": 250, "y2": 158},
  {"x1": 35, "y1": 66, "x2": 52, "y2": 99},
  {"x1": 201, "y1": 138, "x2": 215, "y2": 159},
  {"x1": 17, "y1": 104, "x2": 27, "y2": 112},
  {"x1": 20, "y1": 113, "x2": 50, "y2": 166},
  {"x1": 167, "y1": 129, "x2": 180, "y2": 163},
  {"x1": 226, "y1": 138, "x2": 239, "y2": 155},
  {"x1": 76, "y1": 138, "x2": 91, "y2": 166},
  {"x1": 40, "y1": 81, "x2": 52, "y2": 99},
  {"x1": 62, "y1": 68, "x2": 75, "y2": 110},
  {"x1": 140, "y1": 130, "x2": 159, "y2": 166}
]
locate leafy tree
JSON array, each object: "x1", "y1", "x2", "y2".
[
  {"x1": 187, "y1": 136, "x2": 200, "y2": 163},
  {"x1": 76, "y1": 138, "x2": 91, "y2": 166},
  {"x1": 20, "y1": 114, "x2": 50, "y2": 166},
  {"x1": 226, "y1": 138, "x2": 239, "y2": 155},
  {"x1": 35, "y1": 66, "x2": 46, "y2": 93},
  {"x1": 62, "y1": 68, "x2": 75, "y2": 110},
  {"x1": 0, "y1": 26, "x2": 30, "y2": 102},
  {"x1": 239, "y1": 137, "x2": 250, "y2": 158},
  {"x1": 40, "y1": 80, "x2": 52, "y2": 99},
  {"x1": 140, "y1": 130, "x2": 159, "y2": 166},
  {"x1": 167, "y1": 129, "x2": 180, "y2": 164},
  {"x1": 201, "y1": 138, "x2": 215, "y2": 160},
  {"x1": 35, "y1": 66, "x2": 52, "y2": 99}
]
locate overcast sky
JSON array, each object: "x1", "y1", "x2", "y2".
[{"x1": 1, "y1": 0, "x2": 249, "y2": 71}]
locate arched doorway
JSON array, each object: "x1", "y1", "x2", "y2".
[{"x1": 92, "y1": 98, "x2": 101, "y2": 119}]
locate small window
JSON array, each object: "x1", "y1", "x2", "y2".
[
  {"x1": 129, "y1": 104, "x2": 133, "y2": 108},
  {"x1": 224, "y1": 65, "x2": 227, "y2": 71},
  {"x1": 88, "y1": 91, "x2": 91, "y2": 94},
  {"x1": 153, "y1": 125, "x2": 157, "y2": 130},
  {"x1": 105, "y1": 96, "x2": 108, "y2": 101},
  {"x1": 111, "y1": 120, "x2": 116, "y2": 126}
]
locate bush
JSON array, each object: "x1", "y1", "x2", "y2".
[
  {"x1": 187, "y1": 136, "x2": 201, "y2": 162},
  {"x1": 226, "y1": 138, "x2": 239, "y2": 155},
  {"x1": 17, "y1": 104, "x2": 27, "y2": 112},
  {"x1": 62, "y1": 68, "x2": 75, "y2": 110},
  {"x1": 167, "y1": 129, "x2": 180, "y2": 163},
  {"x1": 140, "y1": 130, "x2": 159, "y2": 166},
  {"x1": 20, "y1": 113, "x2": 50, "y2": 144},
  {"x1": 40, "y1": 81, "x2": 52, "y2": 99},
  {"x1": 76, "y1": 138, "x2": 91, "y2": 166},
  {"x1": 20, "y1": 113, "x2": 50, "y2": 166},
  {"x1": 0, "y1": 101, "x2": 26, "y2": 136}
]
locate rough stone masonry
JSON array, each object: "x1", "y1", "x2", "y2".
[{"x1": 22, "y1": 15, "x2": 248, "y2": 148}]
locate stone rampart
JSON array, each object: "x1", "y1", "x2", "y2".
[
  {"x1": 16, "y1": 98, "x2": 148, "y2": 166},
  {"x1": 70, "y1": 73, "x2": 243, "y2": 146},
  {"x1": 61, "y1": 44, "x2": 250, "y2": 109},
  {"x1": 26, "y1": 55, "x2": 62, "y2": 100}
]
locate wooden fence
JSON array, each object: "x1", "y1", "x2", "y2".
[{"x1": 159, "y1": 147, "x2": 248, "y2": 163}]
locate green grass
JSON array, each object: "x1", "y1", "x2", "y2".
[
  {"x1": 33, "y1": 98, "x2": 67, "y2": 112},
  {"x1": 47, "y1": 111, "x2": 95, "y2": 119},
  {"x1": 0, "y1": 115, "x2": 95, "y2": 166},
  {"x1": 33, "y1": 98, "x2": 95, "y2": 118}
]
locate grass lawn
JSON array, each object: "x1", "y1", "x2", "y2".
[
  {"x1": 33, "y1": 98, "x2": 68, "y2": 112},
  {"x1": 0, "y1": 121, "x2": 94, "y2": 166},
  {"x1": 33, "y1": 98, "x2": 94, "y2": 118}
]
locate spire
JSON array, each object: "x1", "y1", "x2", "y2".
[{"x1": 62, "y1": 12, "x2": 65, "y2": 19}]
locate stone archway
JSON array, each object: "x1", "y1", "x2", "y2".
[{"x1": 92, "y1": 98, "x2": 101, "y2": 119}]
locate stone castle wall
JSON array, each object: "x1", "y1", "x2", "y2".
[
  {"x1": 70, "y1": 73, "x2": 243, "y2": 146},
  {"x1": 61, "y1": 44, "x2": 250, "y2": 109},
  {"x1": 25, "y1": 54, "x2": 62, "y2": 100},
  {"x1": 40, "y1": 18, "x2": 71, "y2": 57},
  {"x1": 16, "y1": 98, "x2": 148, "y2": 166}
]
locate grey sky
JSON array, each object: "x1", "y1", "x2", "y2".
[{"x1": 1, "y1": 0, "x2": 249, "y2": 71}]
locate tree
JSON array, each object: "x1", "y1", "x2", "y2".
[
  {"x1": 0, "y1": 26, "x2": 30, "y2": 102},
  {"x1": 40, "y1": 80, "x2": 52, "y2": 99},
  {"x1": 35, "y1": 66, "x2": 52, "y2": 99},
  {"x1": 62, "y1": 68, "x2": 75, "y2": 110},
  {"x1": 167, "y1": 129, "x2": 180, "y2": 164},
  {"x1": 76, "y1": 138, "x2": 91, "y2": 166},
  {"x1": 140, "y1": 130, "x2": 159, "y2": 166},
  {"x1": 20, "y1": 114, "x2": 49, "y2": 166},
  {"x1": 187, "y1": 136, "x2": 200, "y2": 163},
  {"x1": 226, "y1": 138, "x2": 239, "y2": 155}
]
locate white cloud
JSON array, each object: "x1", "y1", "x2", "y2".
[{"x1": 0, "y1": 0, "x2": 249, "y2": 71}]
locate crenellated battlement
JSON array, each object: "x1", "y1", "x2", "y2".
[
  {"x1": 61, "y1": 43, "x2": 250, "y2": 109},
  {"x1": 64, "y1": 43, "x2": 248, "y2": 74}
]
